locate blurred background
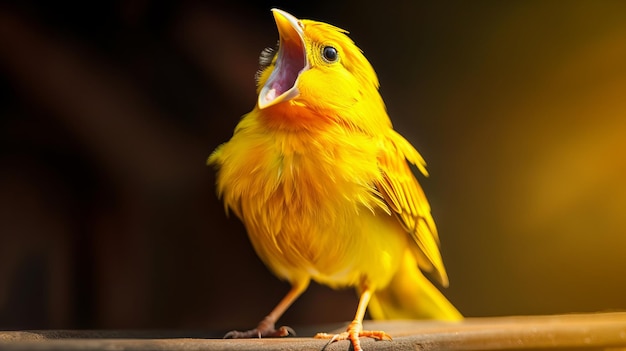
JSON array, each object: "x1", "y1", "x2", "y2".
[{"x1": 1, "y1": 0, "x2": 625, "y2": 331}]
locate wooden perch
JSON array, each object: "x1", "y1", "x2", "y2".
[{"x1": 0, "y1": 312, "x2": 625, "y2": 350}]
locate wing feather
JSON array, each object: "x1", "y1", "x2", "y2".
[{"x1": 375, "y1": 130, "x2": 448, "y2": 286}]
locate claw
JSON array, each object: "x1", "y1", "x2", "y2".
[
  {"x1": 223, "y1": 316, "x2": 296, "y2": 339},
  {"x1": 315, "y1": 320, "x2": 391, "y2": 351}
]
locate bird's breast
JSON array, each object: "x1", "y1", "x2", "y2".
[{"x1": 216, "y1": 123, "x2": 401, "y2": 286}]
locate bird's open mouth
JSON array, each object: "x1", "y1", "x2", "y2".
[{"x1": 258, "y1": 9, "x2": 309, "y2": 109}]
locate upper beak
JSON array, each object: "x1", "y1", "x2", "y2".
[{"x1": 258, "y1": 9, "x2": 309, "y2": 109}]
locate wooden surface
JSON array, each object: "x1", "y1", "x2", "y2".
[{"x1": 1, "y1": 313, "x2": 625, "y2": 350}]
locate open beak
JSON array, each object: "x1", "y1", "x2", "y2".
[{"x1": 258, "y1": 9, "x2": 309, "y2": 109}]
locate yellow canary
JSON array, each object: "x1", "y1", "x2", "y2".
[{"x1": 208, "y1": 9, "x2": 461, "y2": 351}]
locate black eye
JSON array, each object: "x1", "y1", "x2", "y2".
[{"x1": 322, "y1": 46, "x2": 338, "y2": 63}]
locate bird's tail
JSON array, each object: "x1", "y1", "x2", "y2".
[{"x1": 367, "y1": 250, "x2": 462, "y2": 320}]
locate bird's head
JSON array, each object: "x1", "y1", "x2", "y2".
[{"x1": 255, "y1": 9, "x2": 386, "y2": 129}]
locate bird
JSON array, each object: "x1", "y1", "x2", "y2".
[{"x1": 208, "y1": 8, "x2": 462, "y2": 351}]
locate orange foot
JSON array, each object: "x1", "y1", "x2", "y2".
[
  {"x1": 223, "y1": 316, "x2": 295, "y2": 339},
  {"x1": 314, "y1": 320, "x2": 391, "y2": 351}
]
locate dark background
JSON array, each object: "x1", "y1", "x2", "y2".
[{"x1": 1, "y1": 0, "x2": 625, "y2": 331}]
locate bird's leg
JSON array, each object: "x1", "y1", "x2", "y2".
[
  {"x1": 224, "y1": 279, "x2": 309, "y2": 339},
  {"x1": 315, "y1": 286, "x2": 392, "y2": 351}
]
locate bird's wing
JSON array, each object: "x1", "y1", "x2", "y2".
[{"x1": 374, "y1": 130, "x2": 449, "y2": 286}]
